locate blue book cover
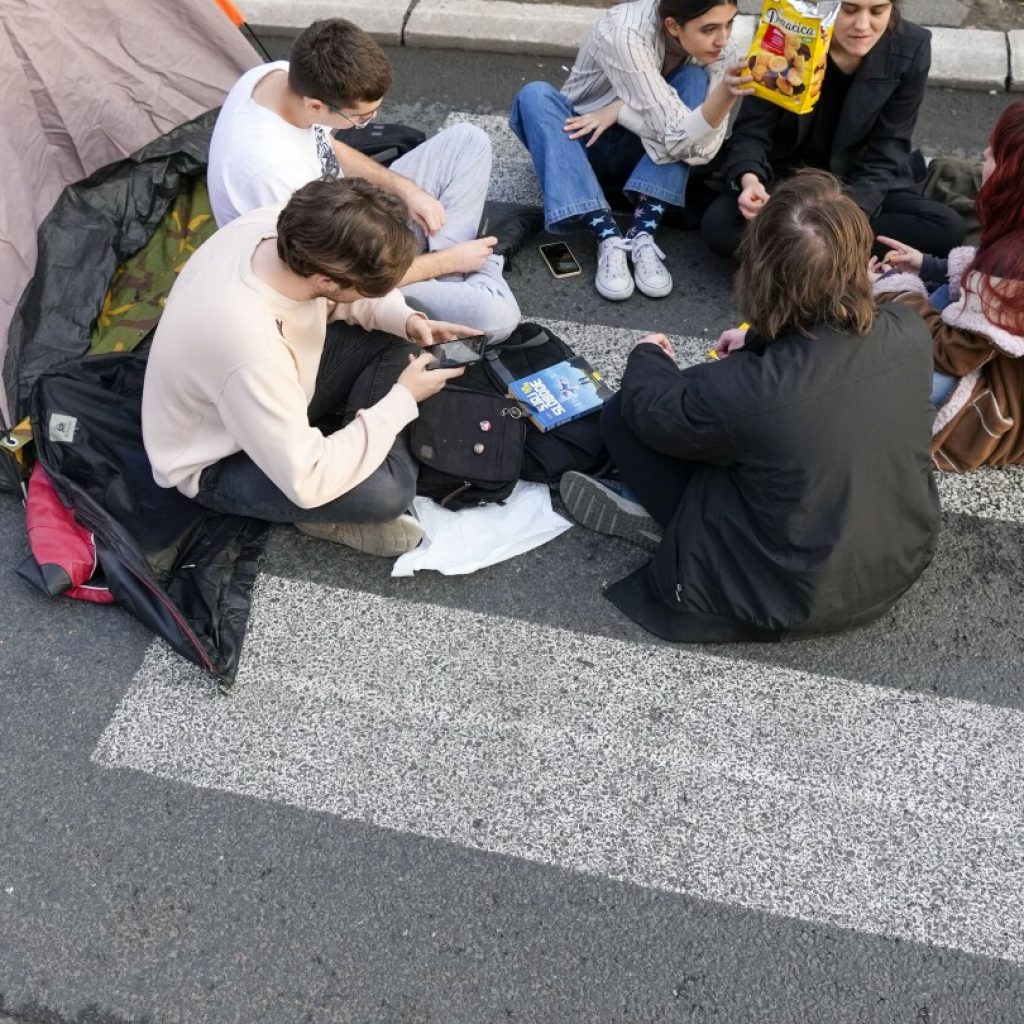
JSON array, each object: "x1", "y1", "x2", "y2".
[{"x1": 508, "y1": 357, "x2": 614, "y2": 432}]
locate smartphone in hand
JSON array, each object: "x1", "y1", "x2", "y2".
[{"x1": 424, "y1": 334, "x2": 490, "y2": 370}]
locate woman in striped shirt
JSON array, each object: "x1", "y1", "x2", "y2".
[{"x1": 509, "y1": 0, "x2": 750, "y2": 302}]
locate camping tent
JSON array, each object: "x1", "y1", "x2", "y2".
[{"x1": 0, "y1": 0, "x2": 259, "y2": 427}]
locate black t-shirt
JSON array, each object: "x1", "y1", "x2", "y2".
[{"x1": 794, "y1": 55, "x2": 855, "y2": 172}]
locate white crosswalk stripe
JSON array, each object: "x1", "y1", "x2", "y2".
[{"x1": 95, "y1": 576, "x2": 1024, "y2": 965}]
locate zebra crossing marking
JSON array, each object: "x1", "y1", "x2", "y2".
[{"x1": 95, "y1": 575, "x2": 1024, "y2": 966}]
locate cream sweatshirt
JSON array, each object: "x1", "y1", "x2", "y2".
[{"x1": 141, "y1": 206, "x2": 419, "y2": 509}]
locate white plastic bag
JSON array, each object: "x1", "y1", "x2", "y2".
[{"x1": 391, "y1": 480, "x2": 571, "y2": 577}]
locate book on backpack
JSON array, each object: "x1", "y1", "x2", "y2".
[{"x1": 507, "y1": 356, "x2": 614, "y2": 432}]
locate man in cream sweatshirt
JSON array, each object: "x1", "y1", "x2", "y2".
[{"x1": 142, "y1": 177, "x2": 468, "y2": 556}]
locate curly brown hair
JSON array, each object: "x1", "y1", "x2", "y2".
[
  {"x1": 276, "y1": 177, "x2": 417, "y2": 297},
  {"x1": 735, "y1": 169, "x2": 876, "y2": 340},
  {"x1": 288, "y1": 18, "x2": 392, "y2": 107}
]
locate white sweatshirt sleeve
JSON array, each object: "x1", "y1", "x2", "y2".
[{"x1": 328, "y1": 288, "x2": 423, "y2": 339}]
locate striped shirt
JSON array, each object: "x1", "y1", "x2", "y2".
[{"x1": 561, "y1": 0, "x2": 739, "y2": 166}]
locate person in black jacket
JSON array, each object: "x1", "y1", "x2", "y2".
[
  {"x1": 560, "y1": 169, "x2": 940, "y2": 642},
  {"x1": 701, "y1": 0, "x2": 965, "y2": 260}
]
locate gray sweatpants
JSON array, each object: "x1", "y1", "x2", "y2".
[{"x1": 389, "y1": 122, "x2": 520, "y2": 341}]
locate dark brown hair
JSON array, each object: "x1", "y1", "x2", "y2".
[
  {"x1": 288, "y1": 18, "x2": 392, "y2": 107},
  {"x1": 658, "y1": 0, "x2": 737, "y2": 25},
  {"x1": 736, "y1": 169, "x2": 875, "y2": 340},
  {"x1": 835, "y1": 0, "x2": 902, "y2": 31},
  {"x1": 276, "y1": 177, "x2": 417, "y2": 297}
]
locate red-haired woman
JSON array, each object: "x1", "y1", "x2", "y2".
[{"x1": 873, "y1": 100, "x2": 1024, "y2": 471}]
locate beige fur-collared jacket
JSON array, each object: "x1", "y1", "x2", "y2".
[{"x1": 876, "y1": 246, "x2": 1024, "y2": 472}]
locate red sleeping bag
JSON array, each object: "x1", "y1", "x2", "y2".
[{"x1": 21, "y1": 463, "x2": 113, "y2": 604}]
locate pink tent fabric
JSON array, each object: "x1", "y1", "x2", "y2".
[{"x1": 0, "y1": 0, "x2": 259, "y2": 422}]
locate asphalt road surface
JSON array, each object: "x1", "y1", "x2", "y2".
[{"x1": 2, "y1": 44, "x2": 1024, "y2": 1024}]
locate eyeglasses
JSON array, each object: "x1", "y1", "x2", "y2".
[{"x1": 324, "y1": 102, "x2": 380, "y2": 130}]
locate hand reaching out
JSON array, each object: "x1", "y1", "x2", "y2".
[{"x1": 875, "y1": 235, "x2": 924, "y2": 273}]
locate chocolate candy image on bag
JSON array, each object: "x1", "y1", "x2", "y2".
[{"x1": 746, "y1": 0, "x2": 840, "y2": 114}]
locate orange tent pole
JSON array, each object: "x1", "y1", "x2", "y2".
[
  {"x1": 214, "y1": 0, "x2": 246, "y2": 27},
  {"x1": 212, "y1": 0, "x2": 273, "y2": 61}
]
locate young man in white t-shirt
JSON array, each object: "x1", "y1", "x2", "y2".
[
  {"x1": 208, "y1": 18, "x2": 521, "y2": 340},
  {"x1": 142, "y1": 176, "x2": 471, "y2": 556}
]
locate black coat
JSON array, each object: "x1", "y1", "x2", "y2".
[
  {"x1": 604, "y1": 304, "x2": 940, "y2": 642},
  {"x1": 721, "y1": 21, "x2": 931, "y2": 218}
]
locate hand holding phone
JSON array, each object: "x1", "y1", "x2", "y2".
[
  {"x1": 423, "y1": 334, "x2": 490, "y2": 370},
  {"x1": 398, "y1": 352, "x2": 464, "y2": 401}
]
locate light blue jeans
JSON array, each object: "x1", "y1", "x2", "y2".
[
  {"x1": 509, "y1": 64, "x2": 710, "y2": 232},
  {"x1": 928, "y1": 284, "x2": 957, "y2": 406}
]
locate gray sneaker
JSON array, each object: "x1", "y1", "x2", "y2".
[
  {"x1": 296, "y1": 513, "x2": 424, "y2": 556},
  {"x1": 559, "y1": 471, "x2": 662, "y2": 552}
]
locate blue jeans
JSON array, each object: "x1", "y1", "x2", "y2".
[
  {"x1": 931, "y1": 372, "x2": 957, "y2": 406},
  {"x1": 929, "y1": 283, "x2": 952, "y2": 310},
  {"x1": 509, "y1": 65, "x2": 710, "y2": 232},
  {"x1": 928, "y1": 283, "x2": 957, "y2": 405}
]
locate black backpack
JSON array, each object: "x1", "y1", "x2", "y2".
[
  {"x1": 334, "y1": 123, "x2": 426, "y2": 166},
  {"x1": 410, "y1": 323, "x2": 609, "y2": 510}
]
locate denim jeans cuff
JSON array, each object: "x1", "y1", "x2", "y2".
[{"x1": 623, "y1": 180, "x2": 686, "y2": 208}]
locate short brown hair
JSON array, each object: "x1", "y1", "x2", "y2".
[
  {"x1": 736, "y1": 169, "x2": 875, "y2": 340},
  {"x1": 276, "y1": 177, "x2": 417, "y2": 297},
  {"x1": 288, "y1": 19, "x2": 392, "y2": 108}
]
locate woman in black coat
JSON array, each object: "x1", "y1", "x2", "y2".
[
  {"x1": 701, "y1": 0, "x2": 965, "y2": 259},
  {"x1": 560, "y1": 169, "x2": 940, "y2": 642}
]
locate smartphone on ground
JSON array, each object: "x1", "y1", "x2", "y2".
[
  {"x1": 539, "y1": 241, "x2": 582, "y2": 279},
  {"x1": 424, "y1": 334, "x2": 489, "y2": 370}
]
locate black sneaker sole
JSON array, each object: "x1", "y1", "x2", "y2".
[{"x1": 559, "y1": 472, "x2": 661, "y2": 553}]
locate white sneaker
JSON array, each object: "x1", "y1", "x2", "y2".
[
  {"x1": 296, "y1": 513, "x2": 424, "y2": 556},
  {"x1": 629, "y1": 232, "x2": 672, "y2": 298},
  {"x1": 594, "y1": 236, "x2": 635, "y2": 302}
]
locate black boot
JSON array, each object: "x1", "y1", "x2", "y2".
[{"x1": 485, "y1": 205, "x2": 545, "y2": 262}]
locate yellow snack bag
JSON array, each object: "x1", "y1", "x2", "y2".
[{"x1": 746, "y1": 0, "x2": 841, "y2": 115}]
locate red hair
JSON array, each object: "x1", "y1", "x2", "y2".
[
  {"x1": 976, "y1": 100, "x2": 1024, "y2": 249},
  {"x1": 965, "y1": 230, "x2": 1024, "y2": 337}
]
